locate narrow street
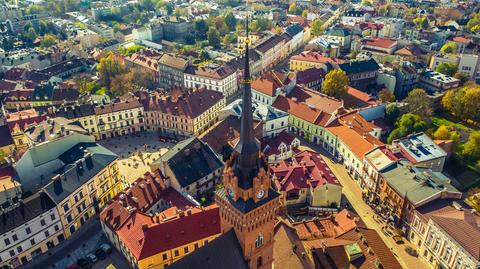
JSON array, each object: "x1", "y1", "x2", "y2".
[
  {"x1": 297, "y1": 138, "x2": 429, "y2": 269},
  {"x1": 322, "y1": 155, "x2": 429, "y2": 269}
]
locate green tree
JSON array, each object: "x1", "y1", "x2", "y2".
[
  {"x1": 387, "y1": 113, "x2": 427, "y2": 143},
  {"x1": 414, "y1": 17, "x2": 429, "y2": 29},
  {"x1": 194, "y1": 19, "x2": 209, "y2": 39},
  {"x1": 207, "y1": 27, "x2": 221, "y2": 48},
  {"x1": 454, "y1": 72, "x2": 470, "y2": 86},
  {"x1": 361, "y1": 0, "x2": 372, "y2": 6},
  {"x1": 24, "y1": 27, "x2": 38, "y2": 44},
  {"x1": 74, "y1": 21, "x2": 87, "y2": 30},
  {"x1": 462, "y1": 132, "x2": 480, "y2": 161},
  {"x1": 40, "y1": 34, "x2": 57, "y2": 48},
  {"x1": 223, "y1": 34, "x2": 231, "y2": 47},
  {"x1": 434, "y1": 125, "x2": 451, "y2": 140},
  {"x1": 436, "y1": 62, "x2": 458, "y2": 76},
  {"x1": 440, "y1": 42, "x2": 457, "y2": 54},
  {"x1": 96, "y1": 53, "x2": 127, "y2": 89},
  {"x1": 288, "y1": 3, "x2": 297, "y2": 14},
  {"x1": 165, "y1": 2, "x2": 174, "y2": 15},
  {"x1": 322, "y1": 70, "x2": 349, "y2": 97},
  {"x1": 26, "y1": 5, "x2": 44, "y2": 14},
  {"x1": 224, "y1": 12, "x2": 237, "y2": 32},
  {"x1": 311, "y1": 19, "x2": 324, "y2": 37},
  {"x1": 467, "y1": 13, "x2": 480, "y2": 33},
  {"x1": 255, "y1": 18, "x2": 270, "y2": 31},
  {"x1": 378, "y1": 88, "x2": 395, "y2": 102},
  {"x1": 385, "y1": 103, "x2": 400, "y2": 126},
  {"x1": 442, "y1": 85, "x2": 480, "y2": 123},
  {"x1": 404, "y1": 88, "x2": 432, "y2": 119},
  {"x1": 213, "y1": 16, "x2": 228, "y2": 35},
  {"x1": 301, "y1": 10, "x2": 308, "y2": 18}
]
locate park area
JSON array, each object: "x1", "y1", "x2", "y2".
[{"x1": 431, "y1": 115, "x2": 480, "y2": 191}]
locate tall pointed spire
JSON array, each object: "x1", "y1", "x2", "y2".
[{"x1": 233, "y1": 13, "x2": 260, "y2": 189}]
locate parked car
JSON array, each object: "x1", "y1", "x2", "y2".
[
  {"x1": 86, "y1": 253, "x2": 98, "y2": 263},
  {"x1": 77, "y1": 258, "x2": 92, "y2": 269},
  {"x1": 67, "y1": 263, "x2": 78, "y2": 269},
  {"x1": 95, "y1": 248, "x2": 107, "y2": 260},
  {"x1": 99, "y1": 243, "x2": 112, "y2": 254}
]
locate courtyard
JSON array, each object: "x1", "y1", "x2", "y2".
[{"x1": 98, "y1": 132, "x2": 174, "y2": 184}]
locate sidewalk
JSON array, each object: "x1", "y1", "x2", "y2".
[
  {"x1": 298, "y1": 138, "x2": 429, "y2": 269},
  {"x1": 21, "y1": 218, "x2": 105, "y2": 269}
]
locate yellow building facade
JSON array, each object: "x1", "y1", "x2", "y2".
[{"x1": 137, "y1": 233, "x2": 220, "y2": 269}]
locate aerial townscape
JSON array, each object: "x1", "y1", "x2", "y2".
[{"x1": 1, "y1": 0, "x2": 480, "y2": 269}]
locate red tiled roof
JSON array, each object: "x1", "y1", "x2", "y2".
[
  {"x1": 430, "y1": 210, "x2": 480, "y2": 259},
  {"x1": 185, "y1": 64, "x2": 235, "y2": 80},
  {"x1": 117, "y1": 205, "x2": 221, "y2": 260},
  {"x1": 271, "y1": 150, "x2": 341, "y2": 192},
  {"x1": 0, "y1": 80, "x2": 18, "y2": 92},
  {"x1": 99, "y1": 171, "x2": 193, "y2": 231},
  {"x1": 4, "y1": 67, "x2": 26, "y2": 81},
  {"x1": 290, "y1": 51, "x2": 345, "y2": 65},
  {"x1": 326, "y1": 119, "x2": 383, "y2": 159},
  {"x1": 145, "y1": 88, "x2": 224, "y2": 119},
  {"x1": 6, "y1": 109, "x2": 47, "y2": 131},
  {"x1": 251, "y1": 71, "x2": 293, "y2": 97},
  {"x1": 451, "y1": 36, "x2": 471, "y2": 44},
  {"x1": 362, "y1": 37, "x2": 397, "y2": 49},
  {"x1": 273, "y1": 95, "x2": 333, "y2": 126},
  {"x1": 287, "y1": 86, "x2": 343, "y2": 115}
]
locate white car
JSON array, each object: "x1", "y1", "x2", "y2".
[{"x1": 86, "y1": 253, "x2": 98, "y2": 263}]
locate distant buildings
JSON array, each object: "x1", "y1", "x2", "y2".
[
  {"x1": 143, "y1": 88, "x2": 225, "y2": 137},
  {"x1": 158, "y1": 54, "x2": 190, "y2": 88},
  {"x1": 184, "y1": 64, "x2": 238, "y2": 98},
  {"x1": 289, "y1": 50, "x2": 344, "y2": 71},
  {"x1": 418, "y1": 69, "x2": 460, "y2": 93},
  {"x1": 94, "y1": 96, "x2": 145, "y2": 140},
  {"x1": 161, "y1": 16, "x2": 192, "y2": 42},
  {"x1": 338, "y1": 59, "x2": 380, "y2": 90}
]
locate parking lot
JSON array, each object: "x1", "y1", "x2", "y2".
[{"x1": 99, "y1": 132, "x2": 173, "y2": 184}]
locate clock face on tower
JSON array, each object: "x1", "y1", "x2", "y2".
[
  {"x1": 228, "y1": 188, "x2": 234, "y2": 198},
  {"x1": 257, "y1": 189, "x2": 265, "y2": 199}
]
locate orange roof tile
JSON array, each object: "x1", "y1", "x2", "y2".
[{"x1": 117, "y1": 205, "x2": 220, "y2": 260}]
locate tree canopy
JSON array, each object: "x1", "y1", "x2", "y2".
[
  {"x1": 442, "y1": 85, "x2": 480, "y2": 124},
  {"x1": 404, "y1": 88, "x2": 432, "y2": 119},
  {"x1": 436, "y1": 62, "x2": 458, "y2": 76},
  {"x1": 440, "y1": 42, "x2": 457, "y2": 54},
  {"x1": 207, "y1": 27, "x2": 221, "y2": 48},
  {"x1": 378, "y1": 89, "x2": 395, "y2": 102},
  {"x1": 311, "y1": 19, "x2": 324, "y2": 37},
  {"x1": 322, "y1": 70, "x2": 349, "y2": 97},
  {"x1": 387, "y1": 113, "x2": 427, "y2": 143},
  {"x1": 96, "y1": 53, "x2": 127, "y2": 90}
]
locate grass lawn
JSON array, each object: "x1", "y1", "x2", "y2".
[{"x1": 432, "y1": 116, "x2": 472, "y2": 131}]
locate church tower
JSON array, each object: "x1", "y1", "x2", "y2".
[{"x1": 215, "y1": 15, "x2": 280, "y2": 269}]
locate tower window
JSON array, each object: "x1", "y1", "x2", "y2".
[
  {"x1": 257, "y1": 256, "x2": 263, "y2": 267},
  {"x1": 255, "y1": 234, "x2": 264, "y2": 248}
]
